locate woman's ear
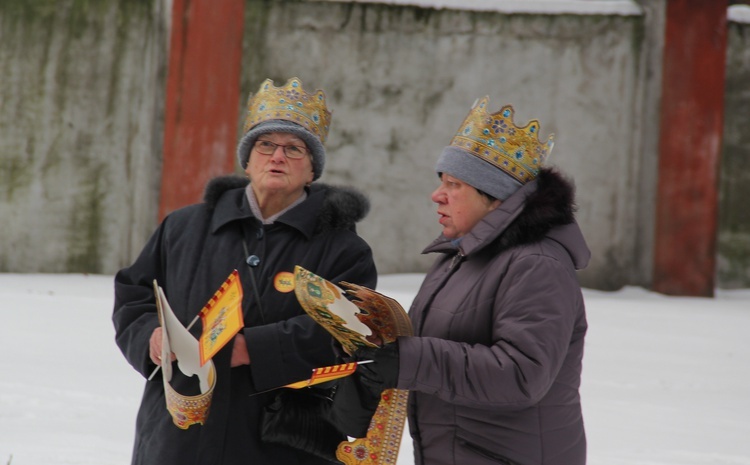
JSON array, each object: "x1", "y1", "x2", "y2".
[{"x1": 306, "y1": 167, "x2": 314, "y2": 185}]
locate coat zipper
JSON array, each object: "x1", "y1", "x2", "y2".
[
  {"x1": 411, "y1": 249, "x2": 463, "y2": 456},
  {"x1": 448, "y1": 251, "x2": 464, "y2": 271}
]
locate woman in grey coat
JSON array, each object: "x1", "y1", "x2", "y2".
[{"x1": 352, "y1": 97, "x2": 590, "y2": 465}]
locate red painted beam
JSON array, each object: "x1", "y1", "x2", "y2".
[
  {"x1": 159, "y1": 0, "x2": 245, "y2": 220},
  {"x1": 653, "y1": 0, "x2": 728, "y2": 296}
]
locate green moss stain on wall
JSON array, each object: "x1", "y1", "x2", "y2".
[
  {"x1": 629, "y1": 15, "x2": 645, "y2": 69},
  {"x1": 0, "y1": 3, "x2": 54, "y2": 203},
  {"x1": 0, "y1": 0, "x2": 58, "y2": 23},
  {"x1": 107, "y1": 0, "x2": 154, "y2": 117},
  {"x1": 1, "y1": 0, "x2": 158, "y2": 273},
  {"x1": 718, "y1": 22, "x2": 750, "y2": 288},
  {"x1": 66, "y1": 156, "x2": 106, "y2": 273},
  {"x1": 1, "y1": 147, "x2": 32, "y2": 202},
  {"x1": 65, "y1": 129, "x2": 110, "y2": 273},
  {"x1": 240, "y1": 0, "x2": 273, "y2": 138},
  {"x1": 718, "y1": 233, "x2": 750, "y2": 289}
]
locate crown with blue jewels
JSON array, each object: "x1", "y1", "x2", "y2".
[
  {"x1": 449, "y1": 97, "x2": 554, "y2": 184},
  {"x1": 242, "y1": 77, "x2": 332, "y2": 143}
]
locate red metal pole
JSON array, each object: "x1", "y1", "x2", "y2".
[
  {"x1": 653, "y1": 0, "x2": 728, "y2": 296},
  {"x1": 159, "y1": 0, "x2": 245, "y2": 220}
]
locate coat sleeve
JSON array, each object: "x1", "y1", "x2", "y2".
[
  {"x1": 399, "y1": 253, "x2": 582, "y2": 409},
  {"x1": 112, "y1": 222, "x2": 168, "y2": 378},
  {"x1": 244, "y1": 233, "x2": 377, "y2": 391}
]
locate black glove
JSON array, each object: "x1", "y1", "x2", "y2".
[
  {"x1": 330, "y1": 369, "x2": 382, "y2": 438},
  {"x1": 329, "y1": 341, "x2": 400, "y2": 438},
  {"x1": 354, "y1": 341, "x2": 400, "y2": 391}
]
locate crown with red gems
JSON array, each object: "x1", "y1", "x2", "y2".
[
  {"x1": 449, "y1": 97, "x2": 554, "y2": 184},
  {"x1": 242, "y1": 77, "x2": 332, "y2": 143}
]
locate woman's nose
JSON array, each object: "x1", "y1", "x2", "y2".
[
  {"x1": 431, "y1": 187, "x2": 444, "y2": 203},
  {"x1": 270, "y1": 145, "x2": 287, "y2": 161}
]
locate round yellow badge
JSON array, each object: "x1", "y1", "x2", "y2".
[{"x1": 274, "y1": 271, "x2": 295, "y2": 293}]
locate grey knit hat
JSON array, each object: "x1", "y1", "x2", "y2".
[
  {"x1": 237, "y1": 119, "x2": 325, "y2": 180},
  {"x1": 436, "y1": 146, "x2": 523, "y2": 200}
]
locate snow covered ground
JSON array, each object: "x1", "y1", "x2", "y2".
[{"x1": 1, "y1": 273, "x2": 749, "y2": 465}]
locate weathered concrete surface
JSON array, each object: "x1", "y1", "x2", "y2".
[
  {"x1": 242, "y1": 2, "x2": 648, "y2": 289},
  {"x1": 1, "y1": 0, "x2": 748, "y2": 291},
  {"x1": 0, "y1": 0, "x2": 167, "y2": 273},
  {"x1": 718, "y1": 20, "x2": 750, "y2": 288}
]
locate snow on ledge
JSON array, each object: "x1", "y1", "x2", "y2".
[
  {"x1": 729, "y1": 5, "x2": 750, "y2": 24},
  {"x1": 316, "y1": 0, "x2": 642, "y2": 16}
]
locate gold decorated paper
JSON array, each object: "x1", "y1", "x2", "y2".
[
  {"x1": 293, "y1": 266, "x2": 378, "y2": 355},
  {"x1": 336, "y1": 389, "x2": 410, "y2": 465},
  {"x1": 153, "y1": 280, "x2": 216, "y2": 429},
  {"x1": 198, "y1": 270, "x2": 244, "y2": 366},
  {"x1": 338, "y1": 282, "x2": 413, "y2": 346},
  {"x1": 293, "y1": 266, "x2": 414, "y2": 465},
  {"x1": 284, "y1": 362, "x2": 359, "y2": 389}
]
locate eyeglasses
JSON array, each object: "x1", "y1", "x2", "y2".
[{"x1": 253, "y1": 140, "x2": 310, "y2": 159}]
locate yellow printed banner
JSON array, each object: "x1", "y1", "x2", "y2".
[
  {"x1": 284, "y1": 362, "x2": 358, "y2": 389},
  {"x1": 199, "y1": 270, "x2": 244, "y2": 366}
]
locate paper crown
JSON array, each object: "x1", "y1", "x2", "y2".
[
  {"x1": 293, "y1": 265, "x2": 413, "y2": 356},
  {"x1": 164, "y1": 365, "x2": 216, "y2": 429},
  {"x1": 449, "y1": 97, "x2": 554, "y2": 184},
  {"x1": 242, "y1": 77, "x2": 332, "y2": 144}
]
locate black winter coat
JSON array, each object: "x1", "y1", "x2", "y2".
[{"x1": 113, "y1": 176, "x2": 377, "y2": 465}]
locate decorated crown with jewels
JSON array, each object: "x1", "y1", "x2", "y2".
[
  {"x1": 242, "y1": 77, "x2": 332, "y2": 143},
  {"x1": 449, "y1": 97, "x2": 554, "y2": 184}
]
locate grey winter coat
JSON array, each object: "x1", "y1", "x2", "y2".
[
  {"x1": 398, "y1": 169, "x2": 590, "y2": 465},
  {"x1": 113, "y1": 176, "x2": 377, "y2": 465}
]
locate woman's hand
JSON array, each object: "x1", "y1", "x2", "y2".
[
  {"x1": 231, "y1": 333, "x2": 251, "y2": 367},
  {"x1": 149, "y1": 327, "x2": 176, "y2": 365},
  {"x1": 150, "y1": 328, "x2": 250, "y2": 367}
]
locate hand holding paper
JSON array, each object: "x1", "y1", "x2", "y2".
[{"x1": 150, "y1": 270, "x2": 245, "y2": 429}]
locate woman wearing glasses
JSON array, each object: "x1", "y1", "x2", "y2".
[{"x1": 113, "y1": 77, "x2": 377, "y2": 465}]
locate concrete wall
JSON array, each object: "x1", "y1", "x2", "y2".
[
  {"x1": 242, "y1": 1, "x2": 650, "y2": 290},
  {"x1": 0, "y1": 0, "x2": 167, "y2": 273},
  {"x1": 1, "y1": 0, "x2": 748, "y2": 290},
  {"x1": 718, "y1": 19, "x2": 750, "y2": 288}
]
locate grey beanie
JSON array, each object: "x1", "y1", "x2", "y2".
[
  {"x1": 237, "y1": 119, "x2": 326, "y2": 180},
  {"x1": 435, "y1": 146, "x2": 523, "y2": 201}
]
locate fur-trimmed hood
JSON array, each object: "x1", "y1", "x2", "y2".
[
  {"x1": 202, "y1": 175, "x2": 371, "y2": 232},
  {"x1": 488, "y1": 167, "x2": 576, "y2": 253}
]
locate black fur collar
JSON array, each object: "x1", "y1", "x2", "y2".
[
  {"x1": 202, "y1": 175, "x2": 371, "y2": 231},
  {"x1": 203, "y1": 175, "x2": 248, "y2": 207},
  {"x1": 488, "y1": 168, "x2": 577, "y2": 254}
]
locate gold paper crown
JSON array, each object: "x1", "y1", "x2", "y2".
[
  {"x1": 449, "y1": 97, "x2": 554, "y2": 184},
  {"x1": 164, "y1": 365, "x2": 216, "y2": 429},
  {"x1": 242, "y1": 77, "x2": 332, "y2": 143}
]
